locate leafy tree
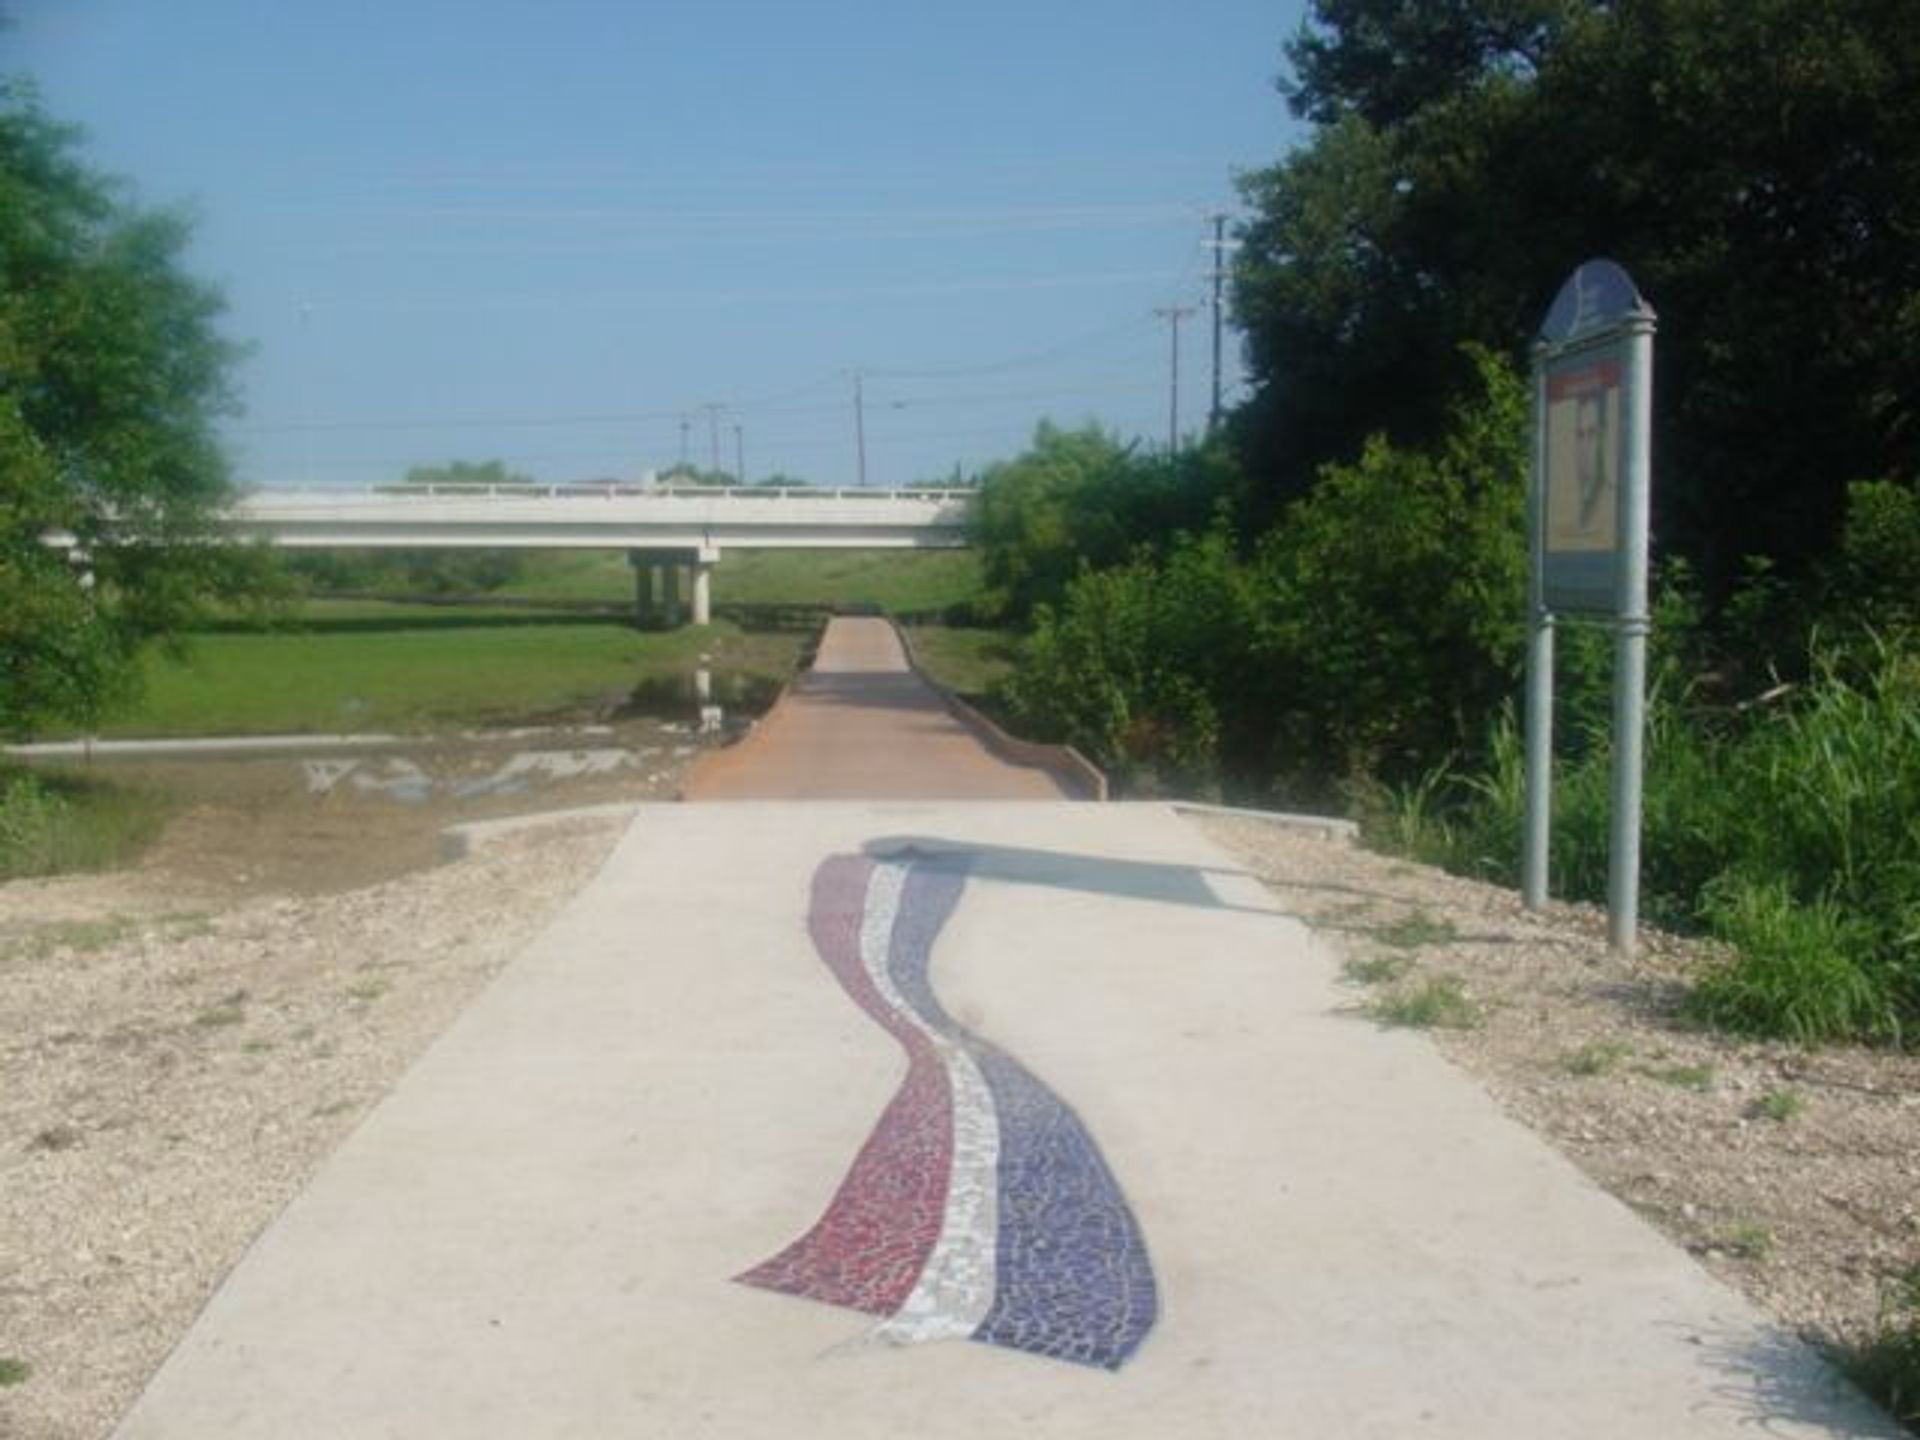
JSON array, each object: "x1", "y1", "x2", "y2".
[
  {"x1": 1247, "y1": 346, "x2": 1529, "y2": 792},
  {"x1": 1003, "y1": 530, "x2": 1254, "y2": 795},
  {"x1": 1000, "y1": 353, "x2": 1527, "y2": 799},
  {"x1": 1, "y1": 81, "x2": 261, "y2": 736},
  {"x1": 972, "y1": 421, "x2": 1239, "y2": 622},
  {"x1": 398, "y1": 458, "x2": 529, "y2": 489},
  {"x1": 1235, "y1": 0, "x2": 1920, "y2": 596}
]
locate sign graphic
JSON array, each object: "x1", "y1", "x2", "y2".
[{"x1": 1544, "y1": 359, "x2": 1621, "y2": 555}]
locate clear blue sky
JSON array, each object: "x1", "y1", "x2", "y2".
[{"x1": 11, "y1": 1, "x2": 1308, "y2": 490}]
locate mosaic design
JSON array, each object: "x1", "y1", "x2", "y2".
[{"x1": 738, "y1": 853, "x2": 1157, "y2": 1371}]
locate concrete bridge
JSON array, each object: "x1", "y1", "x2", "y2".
[{"x1": 226, "y1": 483, "x2": 976, "y2": 625}]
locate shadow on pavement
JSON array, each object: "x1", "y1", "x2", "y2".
[{"x1": 864, "y1": 834, "x2": 1290, "y2": 916}]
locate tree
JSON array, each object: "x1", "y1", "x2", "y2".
[
  {"x1": 1234, "y1": 0, "x2": 1920, "y2": 596},
  {"x1": 398, "y1": 458, "x2": 529, "y2": 490},
  {"x1": 972, "y1": 421, "x2": 1239, "y2": 622},
  {"x1": 1, "y1": 80, "x2": 257, "y2": 735}
]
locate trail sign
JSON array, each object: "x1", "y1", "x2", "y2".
[
  {"x1": 1523, "y1": 259, "x2": 1656, "y2": 953},
  {"x1": 1535, "y1": 261, "x2": 1651, "y2": 614}
]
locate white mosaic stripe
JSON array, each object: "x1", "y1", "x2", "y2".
[{"x1": 857, "y1": 862, "x2": 1002, "y2": 1348}]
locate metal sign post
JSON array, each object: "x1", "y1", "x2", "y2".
[{"x1": 1522, "y1": 260, "x2": 1656, "y2": 953}]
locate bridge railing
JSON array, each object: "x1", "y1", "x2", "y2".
[{"x1": 347, "y1": 483, "x2": 976, "y2": 503}]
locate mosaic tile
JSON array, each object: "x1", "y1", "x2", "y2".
[{"x1": 737, "y1": 853, "x2": 1158, "y2": 1371}]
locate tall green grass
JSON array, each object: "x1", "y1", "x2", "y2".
[
  {"x1": 1835, "y1": 1265, "x2": 1920, "y2": 1430},
  {"x1": 1374, "y1": 638, "x2": 1920, "y2": 1046},
  {"x1": 0, "y1": 769, "x2": 167, "y2": 880}
]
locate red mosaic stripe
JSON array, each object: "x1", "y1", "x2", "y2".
[{"x1": 735, "y1": 856, "x2": 954, "y2": 1316}]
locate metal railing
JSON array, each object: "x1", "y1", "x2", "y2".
[{"x1": 334, "y1": 483, "x2": 977, "y2": 502}]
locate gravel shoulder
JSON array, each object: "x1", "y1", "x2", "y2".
[
  {"x1": 4, "y1": 798, "x2": 1916, "y2": 1438},
  {"x1": 0, "y1": 812, "x2": 632, "y2": 1440},
  {"x1": 1193, "y1": 812, "x2": 1920, "y2": 1384}
]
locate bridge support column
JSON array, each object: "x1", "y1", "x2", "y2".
[
  {"x1": 661, "y1": 564, "x2": 683, "y2": 628},
  {"x1": 691, "y1": 561, "x2": 713, "y2": 626},
  {"x1": 628, "y1": 550, "x2": 662, "y2": 630}
]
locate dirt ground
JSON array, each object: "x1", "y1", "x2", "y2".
[
  {"x1": 0, "y1": 722, "x2": 719, "y2": 1440},
  {"x1": 27, "y1": 720, "x2": 712, "y2": 905},
  {"x1": 2, "y1": 783, "x2": 1916, "y2": 1437},
  {"x1": 1194, "y1": 811, "x2": 1920, "y2": 1426}
]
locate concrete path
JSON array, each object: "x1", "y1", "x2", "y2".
[
  {"x1": 681, "y1": 617, "x2": 1080, "y2": 800},
  {"x1": 113, "y1": 802, "x2": 1897, "y2": 1438}
]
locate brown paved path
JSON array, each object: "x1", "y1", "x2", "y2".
[{"x1": 681, "y1": 617, "x2": 1079, "y2": 800}]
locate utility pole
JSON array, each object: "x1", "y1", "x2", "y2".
[
  {"x1": 733, "y1": 423, "x2": 745, "y2": 485},
  {"x1": 678, "y1": 415, "x2": 690, "y2": 469},
  {"x1": 1154, "y1": 304, "x2": 1197, "y2": 454},
  {"x1": 1203, "y1": 211, "x2": 1238, "y2": 437},
  {"x1": 853, "y1": 370, "x2": 868, "y2": 488}
]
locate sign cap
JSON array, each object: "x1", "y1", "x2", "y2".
[{"x1": 1540, "y1": 259, "x2": 1654, "y2": 344}]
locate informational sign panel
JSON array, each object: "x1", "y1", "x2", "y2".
[
  {"x1": 1524, "y1": 258, "x2": 1656, "y2": 954},
  {"x1": 1540, "y1": 349, "x2": 1626, "y2": 612}
]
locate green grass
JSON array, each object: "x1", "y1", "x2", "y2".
[
  {"x1": 19, "y1": 916, "x2": 139, "y2": 956},
  {"x1": 0, "y1": 1356, "x2": 29, "y2": 1387},
  {"x1": 1377, "y1": 639, "x2": 1920, "y2": 1049},
  {"x1": 89, "y1": 614, "x2": 804, "y2": 738},
  {"x1": 1641, "y1": 1061, "x2": 1716, "y2": 1091},
  {"x1": 1371, "y1": 910, "x2": 1459, "y2": 950},
  {"x1": 1713, "y1": 1221, "x2": 1775, "y2": 1262},
  {"x1": 1750, "y1": 1087, "x2": 1805, "y2": 1122},
  {"x1": 1342, "y1": 953, "x2": 1413, "y2": 985},
  {"x1": 1366, "y1": 974, "x2": 1479, "y2": 1029},
  {"x1": 1559, "y1": 1039, "x2": 1634, "y2": 1076},
  {"x1": 904, "y1": 625, "x2": 1019, "y2": 699},
  {"x1": 1834, "y1": 1265, "x2": 1920, "y2": 1429},
  {"x1": 0, "y1": 770, "x2": 168, "y2": 881},
  {"x1": 494, "y1": 548, "x2": 986, "y2": 616}
]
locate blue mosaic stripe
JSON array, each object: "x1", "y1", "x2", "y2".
[{"x1": 892, "y1": 859, "x2": 1158, "y2": 1371}]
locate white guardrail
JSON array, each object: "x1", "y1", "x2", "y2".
[
  {"x1": 350, "y1": 483, "x2": 976, "y2": 502},
  {"x1": 223, "y1": 484, "x2": 977, "y2": 550}
]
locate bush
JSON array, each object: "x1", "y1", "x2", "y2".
[
  {"x1": 1000, "y1": 530, "x2": 1252, "y2": 794},
  {"x1": 1689, "y1": 877, "x2": 1899, "y2": 1044},
  {"x1": 1381, "y1": 633, "x2": 1920, "y2": 1047},
  {"x1": 1246, "y1": 344, "x2": 1528, "y2": 796},
  {"x1": 999, "y1": 346, "x2": 1532, "y2": 804}
]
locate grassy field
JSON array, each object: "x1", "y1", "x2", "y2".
[
  {"x1": 499, "y1": 548, "x2": 983, "y2": 615},
  {"x1": 31, "y1": 551, "x2": 1003, "y2": 740},
  {"x1": 91, "y1": 609, "x2": 806, "y2": 738}
]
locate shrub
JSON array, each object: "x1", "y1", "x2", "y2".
[
  {"x1": 1381, "y1": 631, "x2": 1920, "y2": 1046},
  {"x1": 1000, "y1": 530, "x2": 1252, "y2": 794},
  {"x1": 1247, "y1": 344, "x2": 1528, "y2": 796},
  {"x1": 1689, "y1": 877, "x2": 1897, "y2": 1044}
]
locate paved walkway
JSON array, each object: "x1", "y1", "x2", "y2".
[
  {"x1": 108, "y1": 628, "x2": 1900, "y2": 1437},
  {"x1": 681, "y1": 617, "x2": 1080, "y2": 800}
]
